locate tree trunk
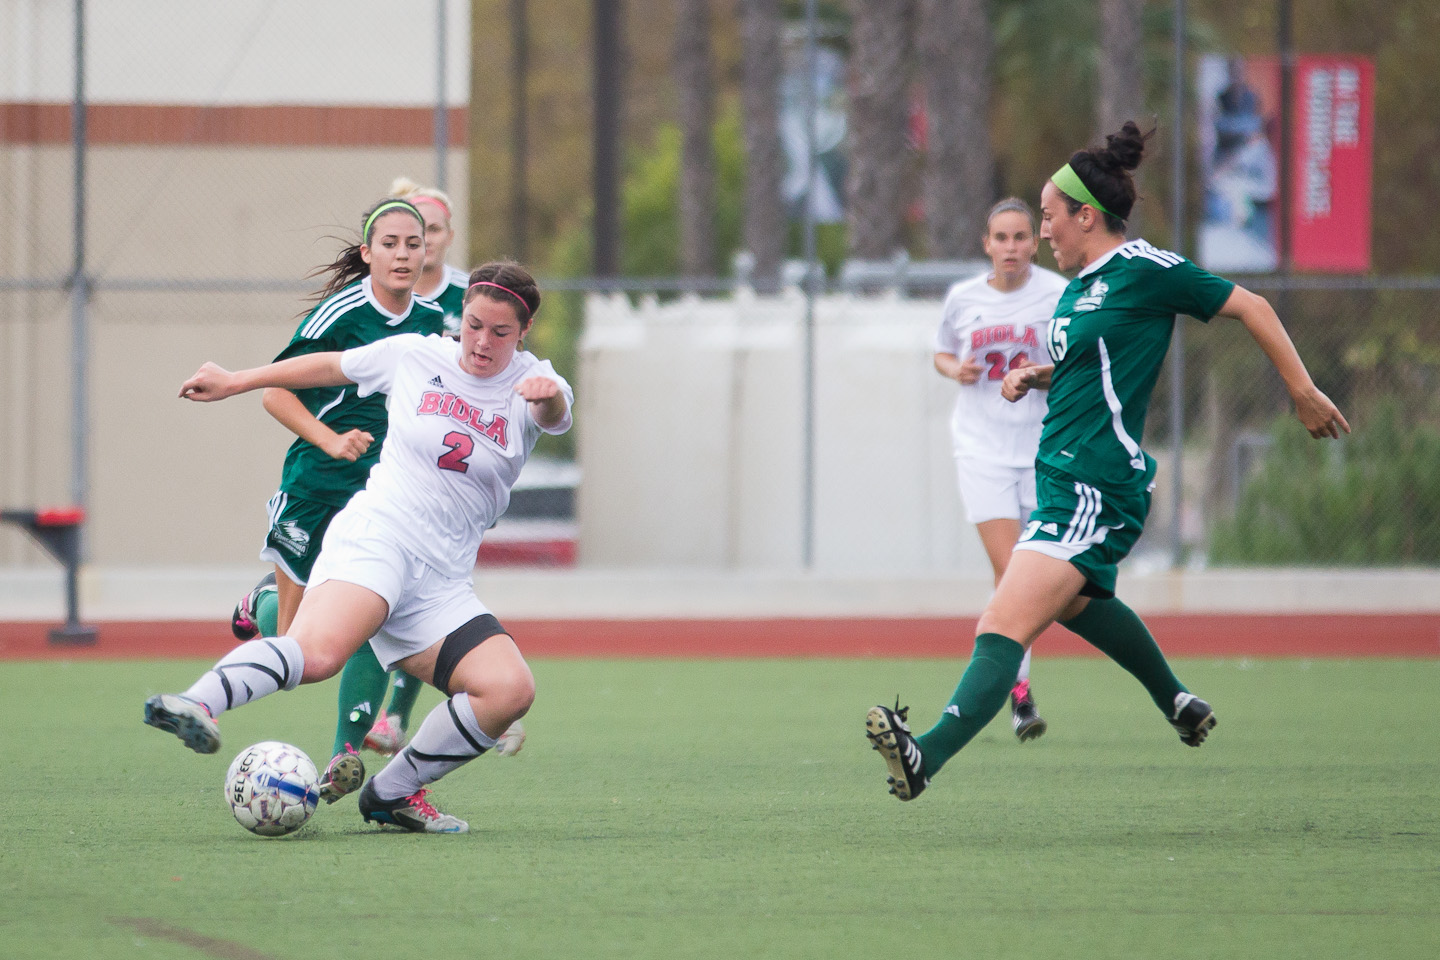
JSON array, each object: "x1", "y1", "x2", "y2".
[
  {"x1": 917, "y1": 0, "x2": 993, "y2": 259},
  {"x1": 739, "y1": 0, "x2": 784, "y2": 291},
  {"x1": 675, "y1": 0, "x2": 716, "y2": 277},
  {"x1": 1098, "y1": 0, "x2": 1144, "y2": 139},
  {"x1": 845, "y1": 0, "x2": 914, "y2": 260}
]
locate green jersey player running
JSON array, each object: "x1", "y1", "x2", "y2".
[{"x1": 866, "y1": 121, "x2": 1349, "y2": 801}]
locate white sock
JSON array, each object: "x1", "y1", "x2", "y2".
[
  {"x1": 371, "y1": 694, "x2": 497, "y2": 800},
  {"x1": 183, "y1": 636, "x2": 304, "y2": 718},
  {"x1": 1016, "y1": 646, "x2": 1033, "y2": 684}
]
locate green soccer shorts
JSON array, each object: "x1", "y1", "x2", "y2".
[
  {"x1": 258, "y1": 491, "x2": 343, "y2": 585},
  {"x1": 1013, "y1": 464, "x2": 1153, "y2": 599}
]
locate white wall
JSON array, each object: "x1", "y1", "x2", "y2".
[
  {"x1": 1, "y1": 0, "x2": 472, "y2": 105},
  {"x1": 577, "y1": 290, "x2": 993, "y2": 575}
]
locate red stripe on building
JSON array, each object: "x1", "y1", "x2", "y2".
[{"x1": 0, "y1": 102, "x2": 468, "y2": 147}]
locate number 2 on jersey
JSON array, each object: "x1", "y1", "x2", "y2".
[
  {"x1": 984, "y1": 351, "x2": 1031, "y2": 381},
  {"x1": 437, "y1": 431, "x2": 474, "y2": 473}
]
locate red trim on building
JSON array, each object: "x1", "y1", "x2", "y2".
[{"x1": 0, "y1": 102, "x2": 468, "y2": 147}]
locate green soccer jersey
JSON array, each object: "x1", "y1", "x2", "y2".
[
  {"x1": 275, "y1": 277, "x2": 446, "y2": 507},
  {"x1": 417, "y1": 263, "x2": 470, "y2": 337},
  {"x1": 1039, "y1": 239, "x2": 1235, "y2": 494}
]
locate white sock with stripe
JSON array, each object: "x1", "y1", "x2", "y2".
[
  {"x1": 1016, "y1": 646, "x2": 1033, "y2": 683},
  {"x1": 182, "y1": 636, "x2": 305, "y2": 718},
  {"x1": 371, "y1": 694, "x2": 497, "y2": 800}
]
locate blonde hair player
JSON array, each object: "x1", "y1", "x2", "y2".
[
  {"x1": 389, "y1": 177, "x2": 470, "y2": 338},
  {"x1": 148, "y1": 261, "x2": 571, "y2": 833},
  {"x1": 933, "y1": 197, "x2": 1066, "y2": 741},
  {"x1": 867, "y1": 122, "x2": 1348, "y2": 802}
]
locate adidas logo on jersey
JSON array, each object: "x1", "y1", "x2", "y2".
[
  {"x1": 1041, "y1": 523, "x2": 1060, "y2": 536},
  {"x1": 428, "y1": 375, "x2": 445, "y2": 388}
]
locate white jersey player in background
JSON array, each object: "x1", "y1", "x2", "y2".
[
  {"x1": 933, "y1": 198, "x2": 1066, "y2": 741},
  {"x1": 145, "y1": 261, "x2": 571, "y2": 834}
]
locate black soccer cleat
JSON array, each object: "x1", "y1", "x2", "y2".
[
  {"x1": 358, "y1": 778, "x2": 468, "y2": 834},
  {"x1": 1170, "y1": 693, "x2": 1217, "y2": 747},
  {"x1": 231, "y1": 571, "x2": 277, "y2": 641},
  {"x1": 865, "y1": 701, "x2": 929, "y2": 801},
  {"x1": 1010, "y1": 679, "x2": 1048, "y2": 743}
]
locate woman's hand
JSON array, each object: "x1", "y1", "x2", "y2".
[
  {"x1": 179, "y1": 363, "x2": 240, "y2": 402},
  {"x1": 954, "y1": 356, "x2": 984, "y2": 385},
  {"x1": 515, "y1": 377, "x2": 560, "y2": 402},
  {"x1": 1293, "y1": 384, "x2": 1351, "y2": 440},
  {"x1": 1001, "y1": 363, "x2": 1051, "y2": 402},
  {"x1": 320, "y1": 429, "x2": 374, "y2": 462}
]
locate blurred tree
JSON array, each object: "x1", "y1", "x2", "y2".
[
  {"x1": 676, "y1": 0, "x2": 718, "y2": 276},
  {"x1": 1098, "y1": 0, "x2": 1144, "y2": 137},
  {"x1": 844, "y1": 0, "x2": 913, "y2": 259},
  {"x1": 739, "y1": 0, "x2": 785, "y2": 290},
  {"x1": 917, "y1": 0, "x2": 994, "y2": 258}
]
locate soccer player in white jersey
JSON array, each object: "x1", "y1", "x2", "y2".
[
  {"x1": 933, "y1": 197, "x2": 1067, "y2": 741},
  {"x1": 350, "y1": 177, "x2": 475, "y2": 757},
  {"x1": 147, "y1": 261, "x2": 572, "y2": 834}
]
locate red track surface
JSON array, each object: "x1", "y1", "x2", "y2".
[{"x1": 2, "y1": 614, "x2": 1437, "y2": 660}]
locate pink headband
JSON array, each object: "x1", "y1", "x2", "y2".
[
  {"x1": 411, "y1": 195, "x2": 452, "y2": 220},
  {"x1": 469, "y1": 280, "x2": 532, "y2": 316}
]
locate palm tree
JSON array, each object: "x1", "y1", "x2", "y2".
[
  {"x1": 1098, "y1": 0, "x2": 1144, "y2": 138},
  {"x1": 845, "y1": 0, "x2": 914, "y2": 260},
  {"x1": 675, "y1": 0, "x2": 717, "y2": 278},
  {"x1": 918, "y1": 0, "x2": 994, "y2": 259},
  {"x1": 740, "y1": 0, "x2": 785, "y2": 291}
]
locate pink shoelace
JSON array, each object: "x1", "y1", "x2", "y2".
[{"x1": 405, "y1": 789, "x2": 442, "y2": 819}]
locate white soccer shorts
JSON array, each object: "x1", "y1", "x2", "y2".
[
  {"x1": 953, "y1": 457, "x2": 1037, "y2": 525},
  {"x1": 308, "y1": 509, "x2": 492, "y2": 670}
]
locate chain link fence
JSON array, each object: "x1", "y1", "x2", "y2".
[{"x1": 3, "y1": 3, "x2": 1435, "y2": 574}]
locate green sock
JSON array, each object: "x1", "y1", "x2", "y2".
[
  {"x1": 915, "y1": 633, "x2": 1025, "y2": 778},
  {"x1": 331, "y1": 643, "x2": 391, "y2": 758},
  {"x1": 254, "y1": 586, "x2": 279, "y2": 638},
  {"x1": 386, "y1": 670, "x2": 424, "y2": 729},
  {"x1": 1061, "y1": 597, "x2": 1186, "y2": 715}
]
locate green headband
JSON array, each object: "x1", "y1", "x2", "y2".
[
  {"x1": 363, "y1": 200, "x2": 423, "y2": 244},
  {"x1": 1050, "y1": 163, "x2": 1118, "y2": 220}
]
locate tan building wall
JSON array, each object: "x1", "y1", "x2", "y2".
[{"x1": 1, "y1": 144, "x2": 469, "y2": 567}]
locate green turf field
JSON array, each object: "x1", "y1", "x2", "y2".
[{"x1": 2, "y1": 657, "x2": 1436, "y2": 960}]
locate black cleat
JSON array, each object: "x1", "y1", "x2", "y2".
[
  {"x1": 358, "y1": 778, "x2": 468, "y2": 833},
  {"x1": 1010, "y1": 679, "x2": 1048, "y2": 743},
  {"x1": 231, "y1": 571, "x2": 277, "y2": 641},
  {"x1": 1170, "y1": 693, "x2": 1217, "y2": 747},
  {"x1": 865, "y1": 701, "x2": 929, "y2": 801}
]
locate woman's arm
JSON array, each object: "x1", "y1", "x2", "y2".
[
  {"x1": 934, "y1": 352, "x2": 984, "y2": 385},
  {"x1": 1217, "y1": 286, "x2": 1350, "y2": 439},
  {"x1": 262, "y1": 388, "x2": 373, "y2": 462},
  {"x1": 179, "y1": 352, "x2": 351, "y2": 403}
]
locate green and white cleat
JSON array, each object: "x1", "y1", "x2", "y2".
[{"x1": 318, "y1": 746, "x2": 365, "y2": 804}]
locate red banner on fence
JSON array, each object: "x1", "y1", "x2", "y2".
[{"x1": 1290, "y1": 55, "x2": 1373, "y2": 272}]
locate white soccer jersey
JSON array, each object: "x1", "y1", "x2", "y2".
[
  {"x1": 933, "y1": 266, "x2": 1066, "y2": 468},
  {"x1": 338, "y1": 333, "x2": 573, "y2": 579}
]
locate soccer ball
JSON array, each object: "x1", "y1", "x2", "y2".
[{"x1": 224, "y1": 741, "x2": 320, "y2": 837}]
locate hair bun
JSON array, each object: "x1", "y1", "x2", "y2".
[{"x1": 1100, "y1": 121, "x2": 1149, "y2": 172}]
